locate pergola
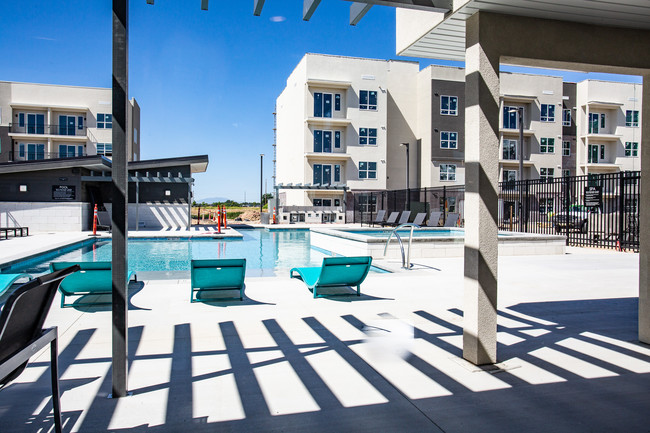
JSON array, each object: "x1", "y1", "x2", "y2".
[{"x1": 108, "y1": 0, "x2": 650, "y2": 396}]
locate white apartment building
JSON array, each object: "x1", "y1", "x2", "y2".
[
  {"x1": 275, "y1": 54, "x2": 418, "y2": 222},
  {"x1": 276, "y1": 55, "x2": 642, "y2": 222},
  {"x1": 0, "y1": 81, "x2": 140, "y2": 163},
  {"x1": 576, "y1": 80, "x2": 642, "y2": 175}
]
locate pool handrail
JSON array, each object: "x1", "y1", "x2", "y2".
[{"x1": 383, "y1": 223, "x2": 420, "y2": 269}]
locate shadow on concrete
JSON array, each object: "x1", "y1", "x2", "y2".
[
  {"x1": 1, "y1": 298, "x2": 648, "y2": 432},
  {"x1": 67, "y1": 281, "x2": 150, "y2": 312}
]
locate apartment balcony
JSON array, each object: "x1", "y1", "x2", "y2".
[
  {"x1": 499, "y1": 127, "x2": 535, "y2": 137},
  {"x1": 582, "y1": 132, "x2": 621, "y2": 142},
  {"x1": 9, "y1": 123, "x2": 88, "y2": 140},
  {"x1": 306, "y1": 117, "x2": 352, "y2": 128},
  {"x1": 0, "y1": 151, "x2": 89, "y2": 163},
  {"x1": 582, "y1": 161, "x2": 620, "y2": 172},
  {"x1": 305, "y1": 152, "x2": 351, "y2": 162},
  {"x1": 499, "y1": 158, "x2": 534, "y2": 168}
]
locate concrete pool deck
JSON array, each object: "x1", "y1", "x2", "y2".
[{"x1": 0, "y1": 228, "x2": 648, "y2": 432}]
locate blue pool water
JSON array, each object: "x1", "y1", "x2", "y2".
[{"x1": 3, "y1": 229, "x2": 386, "y2": 279}]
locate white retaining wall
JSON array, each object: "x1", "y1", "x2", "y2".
[
  {"x1": 0, "y1": 202, "x2": 89, "y2": 232},
  {"x1": 105, "y1": 203, "x2": 190, "y2": 230}
]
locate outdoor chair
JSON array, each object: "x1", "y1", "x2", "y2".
[
  {"x1": 412, "y1": 212, "x2": 427, "y2": 226},
  {"x1": 290, "y1": 256, "x2": 372, "y2": 298},
  {"x1": 191, "y1": 259, "x2": 246, "y2": 302},
  {"x1": 395, "y1": 211, "x2": 411, "y2": 226},
  {"x1": 444, "y1": 212, "x2": 460, "y2": 227},
  {"x1": 381, "y1": 212, "x2": 399, "y2": 227},
  {"x1": 426, "y1": 211, "x2": 443, "y2": 227},
  {"x1": 50, "y1": 261, "x2": 137, "y2": 308},
  {"x1": 95, "y1": 211, "x2": 112, "y2": 232},
  {"x1": 370, "y1": 210, "x2": 386, "y2": 227},
  {"x1": 0, "y1": 273, "x2": 32, "y2": 297},
  {"x1": 0, "y1": 264, "x2": 79, "y2": 433}
]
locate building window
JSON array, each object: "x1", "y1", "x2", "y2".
[
  {"x1": 562, "y1": 141, "x2": 571, "y2": 157},
  {"x1": 134, "y1": 127, "x2": 138, "y2": 144},
  {"x1": 440, "y1": 96, "x2": 458, "y2": 116},
  {"x1": 358, "y1": 195, "x2": 377, "y2": 213},
  {"x1": 503, "y1": 139, "x2": 517, "y2": 160},
  {"x1": 440, "y1": 131, "x2": 458, "y2": 149},
  {"x1": 313, "y1": 164, "x2": 341, "y2": 184},
  {"x1": 335, "y1": 131, "x2": 341, "y2": 148},
  {"x1": 313, "y1": 199, "x2": 322, "y2": 207},
  {"x1": 334, "y1": 94, "x2": 341, "y2": 111},
  {"x1": 359, "y1": 128, "x2": 377, "y2": 145},
  {"x1": 359, "y1": 90, "x2": 377, "y2": 111},
  {"x1": 626, "y1": 110, "x2": 639, "y2": 127},
  {"x1": 59, "y1": 145, "x2": 83, "y2": 158},
  {"x1": 562, "y1": 109, "x2": 572, "y2": 126},
  {"x1": 439, "y1": 164, "x2": 456, "y2": 181},
  {"x1": 503, "y1": 105, "x2": 519, "y2": 129},
  {"x1": 541, "y1": 104, "x2": 555, "y2": 122},
  {"x1": 539, "y1": 198, "x2": 554, "y2": 214},
  {"x1": 20, "y1": 113, "x2": 45, "y2": 134},
  {"x1": 97, "y1": 143, "x2": 113, "y2": 156},
  {"x1": 22, "y1": 143, "x2": 45, "y2": 160},
  {"x1": 588, "y1": 112, "x2": 605, "y2": 133},
  {"x1": 563, "y1": 169, "x2": 571, "y2": 177},
  {"x1": 540, "y1": 137, "x2": 555, "y2": 153},
  {"x1": 503, "y1": 170, "x2": 517, "y2": 190},
  {"x1": 625, "y1": 142, "x2": 639, "y2": 157},
  {"x1": 540, "y1": 167, "x2": 554, "y2": 182},
  {"x1": 359, "y1": 161, "x2": 377, "y2": 179},
  {"x1": 97, "y1": 113, "x2": 113, "y2": 129},
  {"x1": 313, "y1": 130, "x2": 334, "y2": 153}
]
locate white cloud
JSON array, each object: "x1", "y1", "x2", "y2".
[
  {"x1": 270, "y1": 16, "x2": 286, "y2": 23},
  {"x1": 34, "y1": 36, "x2": 56, "y2": 41}
]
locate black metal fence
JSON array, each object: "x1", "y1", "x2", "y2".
[{"x1": 351, "y1": 171, "x2": 640, "y2": 252}]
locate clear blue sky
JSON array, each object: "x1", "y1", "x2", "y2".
[{"x1": 1, "y1": 1, "x2": 642, "y2": 202}]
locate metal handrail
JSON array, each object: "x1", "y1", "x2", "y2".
[{"x1": 383, "y1": 223, "x2": 420, "y2": 269}]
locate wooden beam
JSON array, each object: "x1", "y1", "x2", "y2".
[
  {"x1": 254, "y1": 0, "x2": 265, "y2": 16},
  {"x1": 201, "y1": 0, "x2": 208, "y2": 11},
  {"x1": 350, "y1": 2, "x2": 372, "y2": 26},
  {"x1": 303, "y1": 0, "x2": 322, "y2": 21},
  {"x1": 343, "y1": 0, "x2": 450, "y2": 13}
]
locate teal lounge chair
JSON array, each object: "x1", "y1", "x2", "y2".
[
  {"x1": 50, "y1": 261, "x2": 137, "y2": 308},
  {"x1": 290, "y1": 256, "x2": 372, "y2": 298},
  {"x1": 0, "y1": 273, "x2": 32, "y2": 297},
  {"x1": 191, "y1": 259, "x2": 246, "y2": 303}
]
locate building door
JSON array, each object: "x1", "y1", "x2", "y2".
[
  {"x1": 588, "y1": 144, "x2": 599, "y2": 163},
  {"x1": 26, "y1": 113, "x2": 45, "y2": 134},
  {"x1": 59, "y1": 115, "x2": 76, "y2": 136},
  {"x1": 589, "y1": 113, "x2": 605, "y2": 134},
  {"x1": 26, "y1": 143, "x2": 45, "y2": 160}
]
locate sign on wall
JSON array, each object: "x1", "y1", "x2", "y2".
[{"x1": 52, "y1": 185, "x2": 76, "y2": 201}]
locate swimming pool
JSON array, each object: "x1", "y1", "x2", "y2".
[
  {"x1": 311, "y1": 227, "x2": 566, "y2": 259},
  {"x1": 3, "y1": 229, "x2": 380, "y2": 279}
]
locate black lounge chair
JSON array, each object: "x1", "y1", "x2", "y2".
[
  {"x1": 395, "y1": 211, "x2": 411, "y2": 226},
  {"x1": 426, "y1": 211, "x2": 443, "y2": 227},
  {"x1": 0, "y1": 264, "x2": 79, "y2": 433},
  {"x1": 371, "y1": 210, "x2": 386, "y2": 227},
  {"x1": 381, "y1": 212, "x2": 399, "y2": 227},
  {"x1": 412, "y1": 212, "x2": 427, "y2": 226}
]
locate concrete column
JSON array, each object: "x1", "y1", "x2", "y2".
[
  {"x1": 111, "y1": 0, "x2": 129, "y2": 398},
  {"x1": 462, "y1": 12, "x2": 500, "y2": 365},
  {"x1": 640, "y1": 74, "x2": 650, "y2": 344}
]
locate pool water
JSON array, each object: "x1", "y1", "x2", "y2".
[
  {"x1": 5, "y1": 229, "x2": 343, "y2": 278},
  {"x1": 347, "y1": 228, "x2": 466, "y2": 238}
]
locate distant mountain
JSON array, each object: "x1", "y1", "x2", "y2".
[{"x1": 196, "y1": 196, "x2": 230, "y2": 204}]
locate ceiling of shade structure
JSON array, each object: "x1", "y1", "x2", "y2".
[{"x1": 394, "y1": 0, "x2": 650, "y2": 60}]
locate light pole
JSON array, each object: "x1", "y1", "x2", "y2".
[
  {"x1": 260, "y1": 153, "x2": 264, "y2": 216},
  {"x1": 401, "y1": 142, "x2": 410, "y2": 211}
]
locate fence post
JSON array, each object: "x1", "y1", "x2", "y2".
[
  {"x1": 443, "y1": 185, "x2": 447, "y2": 222},
  {"x1": 619, "y1": 171, "x2": 626, "y2": 248},
  {"x1": 564, "y1": 176, "x2": 571, "y2": 245}
]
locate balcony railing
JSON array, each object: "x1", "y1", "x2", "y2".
[
  {"x1": 9, "y1": 123, "x2": 87, "y2": 137},
  {"x1": 0, "y1": 151, "x2": 89, "y2": 163}
]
